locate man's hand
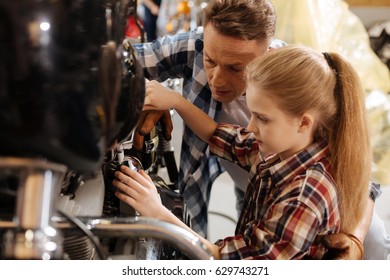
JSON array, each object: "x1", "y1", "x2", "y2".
[
  {"x1": 321, "y1": 233, "x2": 364, "y2": 260},
  {"x1": 133, "y1": 110, "x2": 173, "y2": 151}
]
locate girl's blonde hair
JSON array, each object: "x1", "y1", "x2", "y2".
[{"x1": 246, "y1": 46, "x2": 371, "y2": 232}]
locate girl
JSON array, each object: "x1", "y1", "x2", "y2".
[{"x1": 112, "y1": 45, "x2": 371, "y2": 259}]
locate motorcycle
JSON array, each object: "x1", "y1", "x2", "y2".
[{"x1": 0, "y1": 0, "x2": 212, "y2": 260}]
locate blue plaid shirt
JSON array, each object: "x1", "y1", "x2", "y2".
[{"x1": 133, "y1": 28, "x2": 221, "y2": 237}]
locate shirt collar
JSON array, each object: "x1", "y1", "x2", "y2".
[{"x1": 261, "y1": 141, "x2": 329, "y2": 188}]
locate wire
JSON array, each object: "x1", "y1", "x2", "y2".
[
  {"x1": 208, "y1": 210, "x2": 237, "y2": 225},
  {"x1": 57, "y1": 210, "x2": 105, "y2": 260}
]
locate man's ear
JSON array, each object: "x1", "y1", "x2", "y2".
[{"x1": 298, "y1": 113, "x2": 314, "y2": 133}]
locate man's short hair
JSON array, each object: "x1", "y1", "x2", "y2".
[{"x1": 203, "y1": 0, "x2": 276, "y2": 42}]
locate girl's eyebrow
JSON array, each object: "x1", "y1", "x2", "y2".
[{"x1": 251, "y1": 111, "x2": 269, "y2": 118}]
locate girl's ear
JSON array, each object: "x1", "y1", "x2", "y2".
[{"x1": 298, "y1": 113, "x2": 314, "y2": 133}]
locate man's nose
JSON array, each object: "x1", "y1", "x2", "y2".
[{"x1": 210, "y1": 66, "x2": 226, "y2": 87}]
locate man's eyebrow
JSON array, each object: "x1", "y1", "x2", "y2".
[
  {"x1": 226, "y1": 62, "x2": 245, "y2": 67},
  {"x1": 204, "y1": 52, "x2": 247, "y2": 69}
]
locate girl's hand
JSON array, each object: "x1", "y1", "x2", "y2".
[
  {"x1": 143, "y1": 80, "x2": 181, "y2": 111},
  {"x1": 114, "y1": 164, "x2": 221, "y2": 259},
  {"x1": 112, "y1": 165, "x2": 163, "y2": 218}
]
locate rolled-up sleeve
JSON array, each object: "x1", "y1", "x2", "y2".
[
  {"x1": 209, "y1": 123, "x2": 260, "y2": 171},
  {"x1": 369, "y1": 181, "x2": 381, "y2": 201}
]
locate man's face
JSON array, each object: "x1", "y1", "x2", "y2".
[{"x1": 203, "y1": 24, "x2": 270, "y2": 103}]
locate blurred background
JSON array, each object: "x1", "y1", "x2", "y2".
[{"x1": 4, "y1": 0, "x2": 387, "y2": 261}]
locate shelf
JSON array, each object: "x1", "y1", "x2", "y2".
[{"x1": 346, "y1": 0, "x2": 390, "y2": 6}]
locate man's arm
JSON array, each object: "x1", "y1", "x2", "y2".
[
  {"x1": 322, "y1": 181, "x2": 381, "y2": 259},
  {"x1": 143, "y1": 80, "x2": 218, "y2": 143},
  {"x1": 322, "y1": 199, "x2": 373, "y2": 259},
  {"x1": 130, "y1": 30, "x2": 196, "y2": 150},
  {"x1": 143, "y1": 0, "x2": 160, "y2": 15},
  {"x1": 354, "y1": 198, "x2": 375, "y2": 242}
]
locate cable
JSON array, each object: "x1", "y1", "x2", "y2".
[
  {"x1": 57, "y1": 210, "x2": 105, "y2": 260},
  {"x1": 208, "y1": 210, "x2": 237, "y2": 225}
]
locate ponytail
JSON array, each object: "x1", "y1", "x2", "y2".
[{"x1": 324, "y1": 52, "x2": 371, "y2": 232}]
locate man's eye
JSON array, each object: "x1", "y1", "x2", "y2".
[
  {"x1": 230, "y1": 66, "x2": 243, "y2": 72},
  {"x1": 205, "y1": 59, "x2": 216, "y2": 67},
  {"x1": 258, "y1": 116, "x2": 268, "y2": 123}
]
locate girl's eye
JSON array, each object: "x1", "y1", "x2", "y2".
[{"x1": 258, "y1": 116, "x2": 268, "y2": 123}]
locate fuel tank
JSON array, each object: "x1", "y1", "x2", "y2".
[{"x1": 0, "y1": 0, "x2": 145, "y2": 174}]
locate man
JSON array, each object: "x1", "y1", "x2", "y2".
[
  {"x1": 132, "y1": 0, "x2": 382, "y2": 259},
  {"x1": 142, "y1": 0, "x2": 162, "y2": 42}
]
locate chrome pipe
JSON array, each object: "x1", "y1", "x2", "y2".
[
  {"x1": 0, "y1": 157, "x2": 67, "y2": 259},
  {"x1": 56, "y1": 216, "x2": 214, "y2": 260},
  {"x1": 1, "y1": 216, "x2": 214, "y2": 260}
]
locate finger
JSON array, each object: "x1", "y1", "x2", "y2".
[
  {"x1": 139, "y1": 169, "x2": 154, "y2": 184},
  {"x1": 142, "y1": 104, "x2": 157, "y2": 111},
  {"x1": 120, "y1": 165, "x2": 154, "y2": 190},
  {"x1": 320, "y1": 234, "x2": 350, "y2": 260},
  {"x1": 115, "y1": 190, "x2": 137, "y2": 208},
  {"x1": 113, "y1": 178, "x2": 140, "y2": 198},
  {"x1": 143, "y1": 93, "x2": 159, "y2": 109},
  {"x1": 143, "y1": 94, "x2": 151, "y2": 106},
  {"x1": 321, "y1": 234, "x2": 349, "y2": 250},
  {"x1": 114, "y1": 168, "x2": 147, "y2": 195},
  {"x1": 142, "y1": 97, "x2": 160, "y2": 111}
]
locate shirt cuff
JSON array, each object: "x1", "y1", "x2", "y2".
[{"x1": 369, "y1": 181, "x2": 382, "y2": 202}]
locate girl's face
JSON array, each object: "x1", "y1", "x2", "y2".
[{"x1": 246, "y1": 84, "x2": 309, "y2": 160}]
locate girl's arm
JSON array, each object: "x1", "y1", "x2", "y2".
[
  {"x1": 112, "y1": 165, "x2": 220, "y2": 259},
  {"x1": 143, "y1": 80, "x2": 217, "y2": 143}
]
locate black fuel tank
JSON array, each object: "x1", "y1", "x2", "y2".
[{"x1": 0, "y1": 0, "x2": 145, "y2": 174}]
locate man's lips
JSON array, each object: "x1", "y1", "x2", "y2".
[{"x1": 213, "y1": 89, "x2": 230, "y2": 97}]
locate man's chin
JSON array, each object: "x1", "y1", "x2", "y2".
[{"x1": 211, "y1": 93, "x2": 234, "y2": 103}]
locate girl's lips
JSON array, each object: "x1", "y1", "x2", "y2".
[{"x1": 255, "y1": 139, "x2": 263, "y2": 145}]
